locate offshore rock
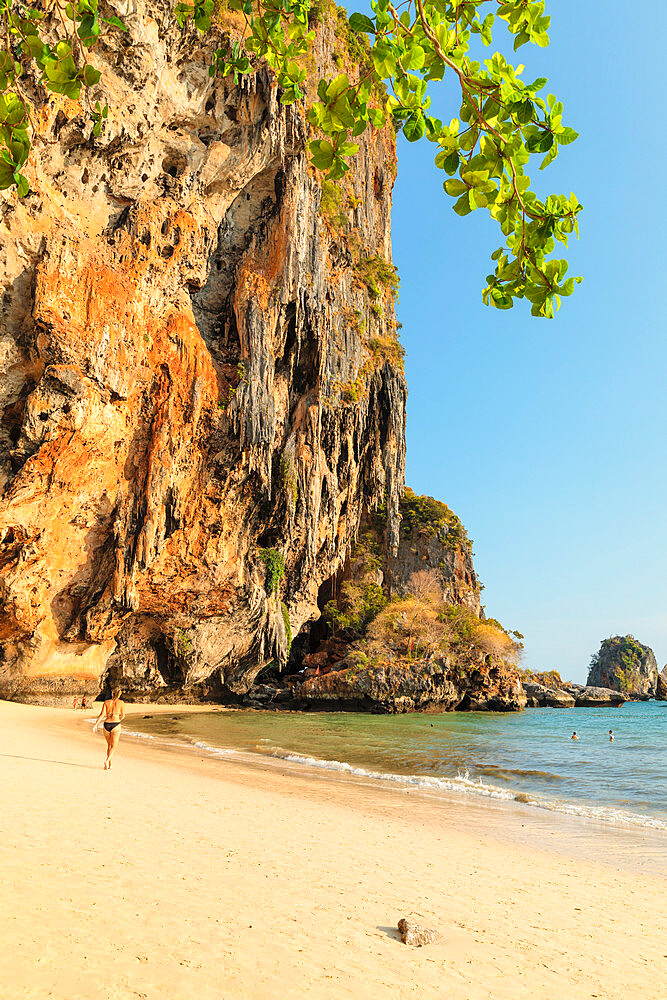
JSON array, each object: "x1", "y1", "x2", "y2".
[
  {"x1": 587, "y1": 636, "x2": 658, "y2": 700},
  {"x1": 0, "y1": 3, "x2": 406, "y2": 702},
  {"x1": 571, "y1": 686, "x2": 626, "y2": 708},
  {"x1": 523, "y1": 681, "x2": 575, "y2": 708},
  {"x1": 655, "y1": 667, "x2": 667, "y2": 701}
]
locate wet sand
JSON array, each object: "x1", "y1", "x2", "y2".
[{"x1": 1, "y1": 700, "x2": 665, "y2": 1000}]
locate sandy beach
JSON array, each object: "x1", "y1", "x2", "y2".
[{"x1": 1, "y1": 700, "x2": 665, "y2": 1000}]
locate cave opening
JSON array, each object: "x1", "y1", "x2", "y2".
[
  {"x1": 286, "y1": 563, "x2": 348, "y2": 673},
  {"x1": 256, "y1": 527, "x2": 280, "y2": 549}
]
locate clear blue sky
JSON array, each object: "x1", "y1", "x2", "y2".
[{"x1": 385, "y1": 1, "x2": 667, "y2": 681}]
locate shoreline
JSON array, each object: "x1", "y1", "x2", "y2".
[
  {"x1": 123, "y1": 701, "x2": 667, "y2": 841},
  {"x1": 39, "y1": 700, "x2": 667, "y2": 864},
  {"x1": 2, "y1": 699, "x2": 666, "y2": 999}
]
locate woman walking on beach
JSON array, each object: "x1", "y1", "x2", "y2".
[{"x1": 93, "y1": 688, "x2": 125, "y2": 770}]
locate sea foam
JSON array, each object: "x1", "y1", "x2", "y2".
[
  {"x1": 266, "y1": 747, "x2": 667, "y2": 830},
  {"x1": 124, "y1": 724, "x2": 667, "y2": 833}
]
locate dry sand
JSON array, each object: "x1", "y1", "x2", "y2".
[{"x1": 1, "y1": 699, "x2": 665, "y2": 1000}]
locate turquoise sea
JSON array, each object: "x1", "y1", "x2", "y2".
[{"x1": 128, "y1": 701, "x2": 667, "y2": 830}]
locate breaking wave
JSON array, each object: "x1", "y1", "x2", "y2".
[
  {"x1": 123, "y1": 723, "x2": 667, "y2": 832},
  {"x1": 264, "y1": 746, "x2": 667, "y2": 830}
]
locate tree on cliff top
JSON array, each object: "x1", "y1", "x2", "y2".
[{"x1": 1, "y1": 0, "x2": 580, "y2": 317}]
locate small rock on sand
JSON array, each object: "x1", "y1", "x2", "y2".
[{"x1": 397, "y1": 918, "x2": 437, "y2": 947}]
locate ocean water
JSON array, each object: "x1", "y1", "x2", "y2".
[{"x1": 128, "y1": 701, "x2": 667, "y2": 830}]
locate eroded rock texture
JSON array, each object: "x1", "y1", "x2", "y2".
[
  {"x1": 284, "y1": 653, "x2": 526, "y2": 714},
  {"x1": 397, "y1": 919, "x2": 438, "y2": 947},
  {"x1": 0, "y1": 3, "x2": 406, "y2": 702},
  {"x1": 523, "y1": 682, "x2": 575, "y2": 708}
]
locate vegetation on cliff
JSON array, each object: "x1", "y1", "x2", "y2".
[
  {"x1": 2, "y1": 0, "x2": 580, "y2": 316},
  {"x1": 290, "y1": 477, "x2": 527, "y2": 713},
  {"x1": 359, "y1": 574, "x2": 521, "y2": 668},
  {"x1": 518, "y1": 668, "x2": 564, "y2": 689},
  {"x1": 321, "y1": 495, "x2": 520, "y2": 677},
  {"x1": 397, "y1": 487, "x2": 468, "y2": 545},
  {"x1": 296, "y1": 563, "x2": 525, "y2": 712},
  {"x1": 258, "y1": 548, "x2": 286, "y2": 595}
]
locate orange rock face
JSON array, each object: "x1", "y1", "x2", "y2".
[{"x1": 0, "y1": 6, "x2": 406, "y2": 702}]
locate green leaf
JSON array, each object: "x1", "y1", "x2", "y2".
[
  {"x1": 526, "y1": 130, "x2": 554, "y2": 153},
  {"x1": 83, "y1": 64, "x2": 101, "y2": 87},
  {"x1": 443, "y1": 150, "x2": 460, "y2": 175},
  {"x1": 444, "y1": 178, "x2": 467, "y2": 197},
  {"x1": 14, "y1": 171, "x2": 29, "y2": 197},
  {"x1": 78, "y1": 13, "x2": 101, "y2": 47},
  {"x1": 309, "y1": 139, "x2": 334, "y2": 170},
  {"x1": 23, "y1": 35, "x2": 47, "y2": 60},
  {"x1": 453, "y1": 193, "x2": 472, "y2": 216},
  {"x1": 326, "y1": 156, "x2": 348, "y2": 180},
  {"x1": 326, "y1": 74, "x2": 349, "y2": 102},
  {"x1": 329, "y1": 94, "x2": 356, "y2": 130},
  {"x1": 405, "y1": 45, "x2": 425, "y2": 71},
  {"x1": 540, "y1": 145, "x2": 558, "y2": 169},
  {"x1": 558, "y1": 275, "x2": 582, "y2": 296},
  {"x1": 372, "y1": 47, "x2": 396, "y2": 79},
  {"x1": 403, "y1": 112, "x2": 425, "y2": 142},
  {"x1": 515, "y1": 100, "x2": 533, "y2": 124},
  {"x1": 557, "y1": 127, "x2": 579, "y2": 145},
  {"x1": 348, "y1": 13, "x2": 375, "y2": 34},
  {"x1": 0, "y1": 157, "x2": 15, "y2": 189},
  {"x1": 103, "y1": 15, "x2": 127, "y2": 31}
]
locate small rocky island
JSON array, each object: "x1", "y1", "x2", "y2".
[
  {"x1": 516, "y1": 634, "x2": 667, "y2": 710},
  {"x1": 587, "y1": 635, "x2": 659, "y2": 700}
]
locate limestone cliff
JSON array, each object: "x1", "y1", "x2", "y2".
[
  {"x1": 0, "y1": 2, "x2": 406, "y2": 702},
  {"x1": 587, "y1": 636, "x2": 658, "y2": 701}
]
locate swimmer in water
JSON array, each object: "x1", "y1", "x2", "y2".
[
  {"x1": 609, "y1": 730, "x2": 614, "y2": 742},
  {"x1": 571, "y1": 731, "x2": 578, "y2": 740}
]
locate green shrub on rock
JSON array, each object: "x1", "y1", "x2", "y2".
[
  {"x1": 324, "y1": 581, "x2": 387, "y2": 636},
  {"x1": 258, "y1": 548, "x2": 285, "y2": 595}
]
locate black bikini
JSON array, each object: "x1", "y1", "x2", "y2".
[{"x1": 103, "y1": 721, "x2": 120, "y2": 732}]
